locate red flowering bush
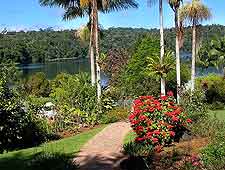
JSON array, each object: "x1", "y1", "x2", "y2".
[{"x1": 129, "y1": 91, "x2": 191, "y2": 151}]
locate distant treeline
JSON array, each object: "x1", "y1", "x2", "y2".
[{"x1": 1, "y1": 24, "x2": 225, "y2": 64}]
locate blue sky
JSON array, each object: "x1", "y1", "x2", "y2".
[{"x1": 0, "y1": 0, "x2": 224, "y2": 31}]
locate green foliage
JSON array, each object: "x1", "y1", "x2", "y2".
[
  {"x1": 180, "y1": 89, "x2": 208, "y2": 122},
  {"x1": 196, "y1": 74, "x2": 225, "y2": 108},
  {"x1": 24, "y1": 72, "x2": 51, "y2": 97},
  {"x1": 1, "y1": 25, "x2": 225, "y2": 64},
  {"x1": 117, "y1": 35, "x2": 161, "y2": 97},
  {"x1": 50, "y1": 73, "x2": 97, "y2": 114},
  {"x1": 198, "y1": 36, "x2": 225, "y2": 72},
  {"x1": 147, "y1": 51, "x2": 175, "y2": 79},
  {"x1": 201, "y1": 128, "x2": 225, "y2": 170},
  {"x1": 0, "y1": 29, "x2": 88, "y2": 64},
  {"x1": 50, "y1": 73, "x2": 113, "y2": 128},
  {"x1": 100, "y1": 107, "x2": 129, "y2": 124},
  {"x1": 0, "y1": 75, "x2": 28, "y2": 153},
  {"x1": 123, "y1": 142, "x2": 153, "y2": 157}
]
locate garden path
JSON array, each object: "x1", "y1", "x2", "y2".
[{"x1": 75, "y1": 122, "x2": 131, "y2": 170}]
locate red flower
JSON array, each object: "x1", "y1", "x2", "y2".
[
  {"x1": 160, "y1": 95, "x2": 168, "y2": 101},
  {"x1": 148, "y1": 107, "x2": 155, "y2": 112},
  {"x1": 135, "y1": 137, "x2": 145, "y2": 142},
  {"x1": 172, "y1": 116, "x2": 179, "y2": 122},
  {"x1": 186, "y1": 118, "x2": 192, "y2": 123},
  {"x1": 129, "y1": 114, "x2": 136, "y2": 120},
  {"x1": 152, "y1": 138, "x2": 159, "y2": 143},
  {"x1": 169, "y1": 131, "x2": 175, "y2": 137},
  {"x1": 167, "y1": 91, "x2": 174, "y2": 97},
  {"x1": 136, "y1": 126, "x2": 144, "y2": 132},
  {"x1": 139, "y1": 115, "x2": 147, "y2": 121},
  {"x1": 153, "y1": 130, "x2": 161, "y2": 135}
]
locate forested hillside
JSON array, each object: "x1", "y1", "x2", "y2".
[{"x1": 1, "y1": 24, "x2": 225, "y2": 64}]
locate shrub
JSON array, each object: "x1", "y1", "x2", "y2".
[
  {"x1": 180, "y1": 89, "x2": 208, "y2": 123},
  {"x1": 196, "y1": 74, "x2": 225, "y2": 108},
  {"x1": 24, "y1": 72, "x2": 51, "y2": 97},
  {"x1": 100, "y1": 107, "x2": 129, "y2": 124},
  {"x1": 201, "y1": 137, "x2": 225, "y2": 169},
  {"x1": 0, "y1": 75, "x2": 28, "y2": 153},
  {"x1": 128, "y1": 92, "x2": 191, "y2": 151}
]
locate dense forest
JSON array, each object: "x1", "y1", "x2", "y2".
[{"x1": 1, "y1": 24, "x2": 225, "y2": 64}]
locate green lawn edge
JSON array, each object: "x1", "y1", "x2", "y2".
[{"x1": 0, "y1": 125, "x2": 106, "y2": 170}]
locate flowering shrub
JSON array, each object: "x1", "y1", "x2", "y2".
[{"x1": 129, "y1": 92, "x2": 191, "y2": 151}]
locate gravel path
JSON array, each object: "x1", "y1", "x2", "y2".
[{"x1": 75, "y1": 122, "x2": 131, "y2": 170}]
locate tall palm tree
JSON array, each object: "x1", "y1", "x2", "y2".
[
  {"x1": 40, "y1": 0, "x2": 138, "y2": 99},
  {"x1": 168, "y1": 0, "x2": 183, "y2": 103},
  {"x1": 148, "y1": 0, "x2": 165, "y2": 95},
  {"x1": 180, "y1": 0, "x2": 211, "y2": 91}
]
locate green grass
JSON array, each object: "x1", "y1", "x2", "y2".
[
  {"x1": 209, "y1": 109, "x2": 225, "y2": 121},
  {"x1": 123, "y1": 131, "x2": 136, "y2": 144},
  {"x1": 0, "y1": 125, "x2": 106, "y2": 170}
]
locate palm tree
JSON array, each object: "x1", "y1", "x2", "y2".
[
  {"x1": 179, "y1": 0, "x2": 211, "y2": 91},
  {"x1": 148, "y1": 0, "x2": 165, "y2": 95},
  {"x1": 168, "y1": 0, "x2": 183, "y2": 103},
  {"x1": 40, "y1": 0, "x2": 138, "y2": 99}
]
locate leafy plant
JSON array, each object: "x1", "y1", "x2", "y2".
[
  {"x1": 100, "y1": 107, "x2": 129, "y2": 124},
  {"x1": 180, "y1": 89, "x2": 208, "y2": 122}
]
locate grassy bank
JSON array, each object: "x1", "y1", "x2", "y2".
[{"x1": 0, "y1": 125, "x2": 106, "y2": 170}]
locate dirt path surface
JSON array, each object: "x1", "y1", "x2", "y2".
[{"x1": 75, "y1": 122, "x2": 131, "y2": 170}]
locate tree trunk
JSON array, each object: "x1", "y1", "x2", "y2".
[
  {"x1": 191, "y1": 24, "x2": 196, "y2": 92},
  {"x1": 175, "y1": 10, "x2": 181, "y2": 103},
  {"x1": 89, "y1": 9, "x2": 96, "y2": 86},
  {"x1": 159, "y1": 0, "x2": 165, "y2": 95},
  {"x1": 93, "y1": 0, "x2": 101, "y2": 101}
]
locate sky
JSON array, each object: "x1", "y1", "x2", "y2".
[{"x1": 0, "y1": 0, "x2": 224, "y2": 31}]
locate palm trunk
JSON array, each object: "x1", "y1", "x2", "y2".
[
  {"x1": 191, "y1": 24, "x2": 196, "y2": 92},
  {"x1": 175, "y1": 10, "x2": 181, "y2": 103},
  {"x1": 93, "y1": 0, "x2": 101, "y2": 101},
  {"x1": 159, "y1": 0, "x2": 165, "y2": 95},
  {"x1": 89, "y1": 9, "x2": 96, "y2": 86}
]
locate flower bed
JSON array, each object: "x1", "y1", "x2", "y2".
[{"x1": 129, "y1": 92, "x2": 192, "y2": 152}]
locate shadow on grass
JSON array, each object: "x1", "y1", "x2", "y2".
[
  {"x1": 0, "y1": 151, "x2": 78, "y2": 170},
  {"x1": 76, "y1": 152, "x2": 126, "y2": 170}
]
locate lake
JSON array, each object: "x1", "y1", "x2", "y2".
[
  {"x1": 19, "y1": 59, "x2": 109, "y2": 87},
  {"x1": 19, "y1": 58, "x2": 224, "y2": 85}
]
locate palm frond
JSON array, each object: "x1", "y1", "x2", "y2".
[{"x1": 179, "y1": 0, "x2": 212, "y2": 25}]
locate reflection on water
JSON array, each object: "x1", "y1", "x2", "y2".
[
  {"x1": 19, "y1": 58, "x2": 224, "y2": 87},
  {"x1": 19, "y1": 59, "x2": 90, "y2": 79},
  {"x1": 19, "y1": 59, "x2": 109, "y2": 87}
]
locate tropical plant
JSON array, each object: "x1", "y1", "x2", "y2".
[
  {"x1": 198, "y1": 36, "x2": 225, "y2": 76},
  {"x1": 147, "y1": 51, "x2": 175, "y2": 82},
  {"x1": 180, "y1": 0, "x2": 212, "y2": 91},
  {"x1": 168, "y1": 0, "x2": 184, "y2": 103}
]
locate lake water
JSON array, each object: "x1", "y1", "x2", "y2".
[
  {"x1": 19, "y1": 59, "x2": 109, "y2": 86},
  {"x1": 19, "y1": 58, "x2": 224, "y2": 85}
]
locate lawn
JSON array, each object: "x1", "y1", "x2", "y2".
[
  {"x1": 209, "y1": 109, "x2": 225, "y2": 121},
  {"x1": 0, "y1": 125, "x2": 106, "y2": 170}
]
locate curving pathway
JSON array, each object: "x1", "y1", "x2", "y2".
[{"x1": 75, "y1": 122, "x2": 131, "y2": 170}]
